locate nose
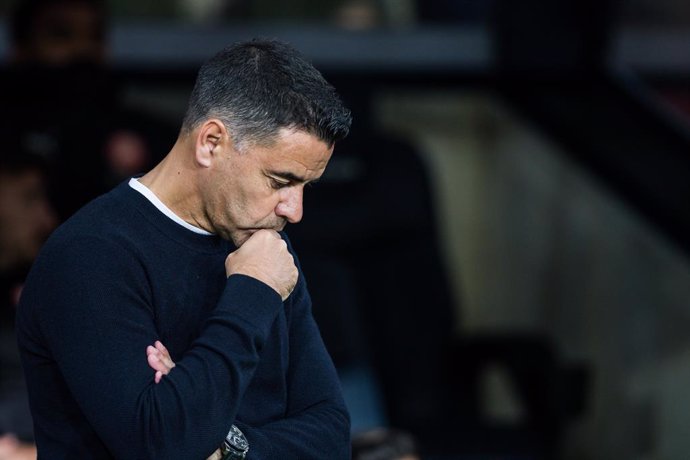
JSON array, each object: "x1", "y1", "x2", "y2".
[{"x1": 275, "y1": 186, "x2": 304, "y2": 224}]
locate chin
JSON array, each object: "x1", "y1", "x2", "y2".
[
  {"x1": 230, "y1": 225, "x2": 284, "y2": 247},
  {"x1": 230, "y1": 230, "x2": 254, "y2": 247},
  {"x1": 229, "y1": 234, "x2": 247, "y2": 247}
]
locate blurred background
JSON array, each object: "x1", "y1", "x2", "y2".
[{"x1": 1, "y1": 0, "x2": 690, "y2": 459}]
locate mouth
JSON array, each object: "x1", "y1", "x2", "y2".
[{"x1": 243, "y1": 221, "x2": 287, "y2": 234}]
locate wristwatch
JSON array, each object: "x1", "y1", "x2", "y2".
[{"x1": 220, "y1": 425, "x2": 249, "y2": 460}]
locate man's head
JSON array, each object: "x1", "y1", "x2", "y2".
[
  {"x1": 175, "y1": 39, "x2": 351, "y2": 246},
  {"x1": 181, "y1": 39, "x2": 351, "y2": 151},
  {"x1": 10, "y1": 0, "x2": 106, "y2": 66},
  {"x1": 0, "y1": 153, "x2": 58, "y2": 273}
]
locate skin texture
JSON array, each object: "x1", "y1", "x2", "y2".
[
  {"x1": 140, "y1": 121, "x2": 332, "y2": 246},
  {"x1": 140, "y1": 121, "x2": 332, "y2": 295}
]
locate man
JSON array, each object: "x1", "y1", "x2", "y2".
[{"x1": 17, "y1": 39, "x2": 352, "y2": 459}]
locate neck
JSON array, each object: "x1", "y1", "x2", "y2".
[{"x1": 139, "y1": 137, "x2": 210, "y2": 233}]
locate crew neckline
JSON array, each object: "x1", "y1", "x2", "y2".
[{"x1": 128, "y1": 178, "x2": 213, "y2": 236}]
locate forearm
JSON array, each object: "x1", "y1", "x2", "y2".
[
  {"x1": 243, "y1": 241, "x2": 351, "y2": 459},
  {"x1": 103, "y1": 275, "x2": 282, "y2": 458},
  {"x1": 235, "y1": 401, "x2": 351, "y2": 460}
]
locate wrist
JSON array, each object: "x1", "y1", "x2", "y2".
[{"x1": 220, "y1": 424, "x2": 249, "y2": 460}]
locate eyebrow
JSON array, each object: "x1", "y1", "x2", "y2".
[{"x1": 268, "y1": 171, "x2": 320, "y2": 184}]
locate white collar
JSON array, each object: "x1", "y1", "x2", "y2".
[{"x1": 128, "y1": 178, "x2": 213, "y2": 236}]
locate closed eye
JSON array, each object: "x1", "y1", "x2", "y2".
[
  {"x1": 269, "y1": 176, "x2": 291, "y2": 189},
  {"x1": 267, "y1": 171, "x2": 318, "y2": 189}
]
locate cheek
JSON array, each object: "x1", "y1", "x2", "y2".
[
  {"x1": 248, "y1": 194, "x2": 281, "y2": 222},
  {"x1": 219, "y1": 188, "x2": 266, "y2": 225},
  {"x1": 212, "y1": 168, "x2": 281, "y2": 225},
  {"x1": 241, "y1": 180, "x2": 279, "y2": 217}
]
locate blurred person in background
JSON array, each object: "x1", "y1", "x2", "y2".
[
  {"x1": 9, "y1": 0, "x2": 106, "y2": 66},
  {"x1": 0, "y1": 152, "x2": 58, "y2": 460},
  {"x1": 2, "y1": 0, "x2": 175, "y2": 220}
]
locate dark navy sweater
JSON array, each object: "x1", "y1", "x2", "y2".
[{"x1": 16, "y1": 181, "x2": 350, "y2": 459}]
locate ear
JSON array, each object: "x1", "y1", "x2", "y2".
[{"x1": 194, "y1": 119, "x2": 227, "y2": 168}]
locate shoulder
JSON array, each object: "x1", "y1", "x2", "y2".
[
  {"x1": 28, "y1": 185, "x2": 150, "y2": 298},
  {"x1": 44, "y1": 181, "x2": 152, "y2": 258}
]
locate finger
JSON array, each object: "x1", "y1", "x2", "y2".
[
  {"x1": 147, "y1": 345, "x2": 173, "y2": 371},
  {"x1": 147, "y1": 353, "x2": 167, "y2": 373},
  {"x1": 162, "y1": 352, "x2": 175, "y2": 370},
  {"x1": 155, "y1": 340, "x2": 168, "y2": 354},
  {"x1": 0, "y1": 434, "x2": 19, "y2": 455},
  {"x1": 155, "y1": 342, "x2": 175, "y2": 369},
  {"x1": 155, "y1": 370, "x2": 163, "y2": 384},
  {"x1": 150, "y1": 351, "x2": 174, "y2": 374},
  {"x1": 151, "y1": 348, "x2": 173, "y2": 371}
]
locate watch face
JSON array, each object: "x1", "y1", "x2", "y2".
[{"x1": 226, "y1": 425, "x2": 249, "y2": 452}]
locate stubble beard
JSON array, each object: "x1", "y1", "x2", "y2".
[{"x1": 232, "y1": 219, "x2": 287, "y2": 247}]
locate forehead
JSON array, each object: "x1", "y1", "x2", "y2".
[{"x1": 251, "y1": 128, "x2": 333, "y2": 179}]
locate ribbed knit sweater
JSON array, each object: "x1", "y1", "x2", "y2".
[{"x1": 16, "y1": 181, "x2": 350, "y2": 459}]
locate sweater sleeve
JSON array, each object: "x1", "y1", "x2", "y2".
[
  {"x1": 17, "y1": 235, "x2": 282, "y2": 459},
  {"x1": 232, "y1": 242, "x2": 351, "y2": 460}
]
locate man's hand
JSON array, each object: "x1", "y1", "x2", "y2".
[
  {"x1": 0, "y1": 435, "x2": 36, "y2": 460},
  {"x1": 146, "y1": 341, "x2": 175, "y2": 384},
  {"x1": 225, "y1": 230, "x2": 298, "y2": 301}
]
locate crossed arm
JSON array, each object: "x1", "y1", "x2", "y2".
[
  {"x1": 144, "y1": 282, "x2": 352, "y2": 460},
  {"x1": 19, "y1": 231, "x2": 349, "y2": 459},
  {"x1": 144, "y1": 234, "x2": 351, "y2": 459},
  {"x1": 146, "y1": 341, "x2": 223, "y2": 459}
]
